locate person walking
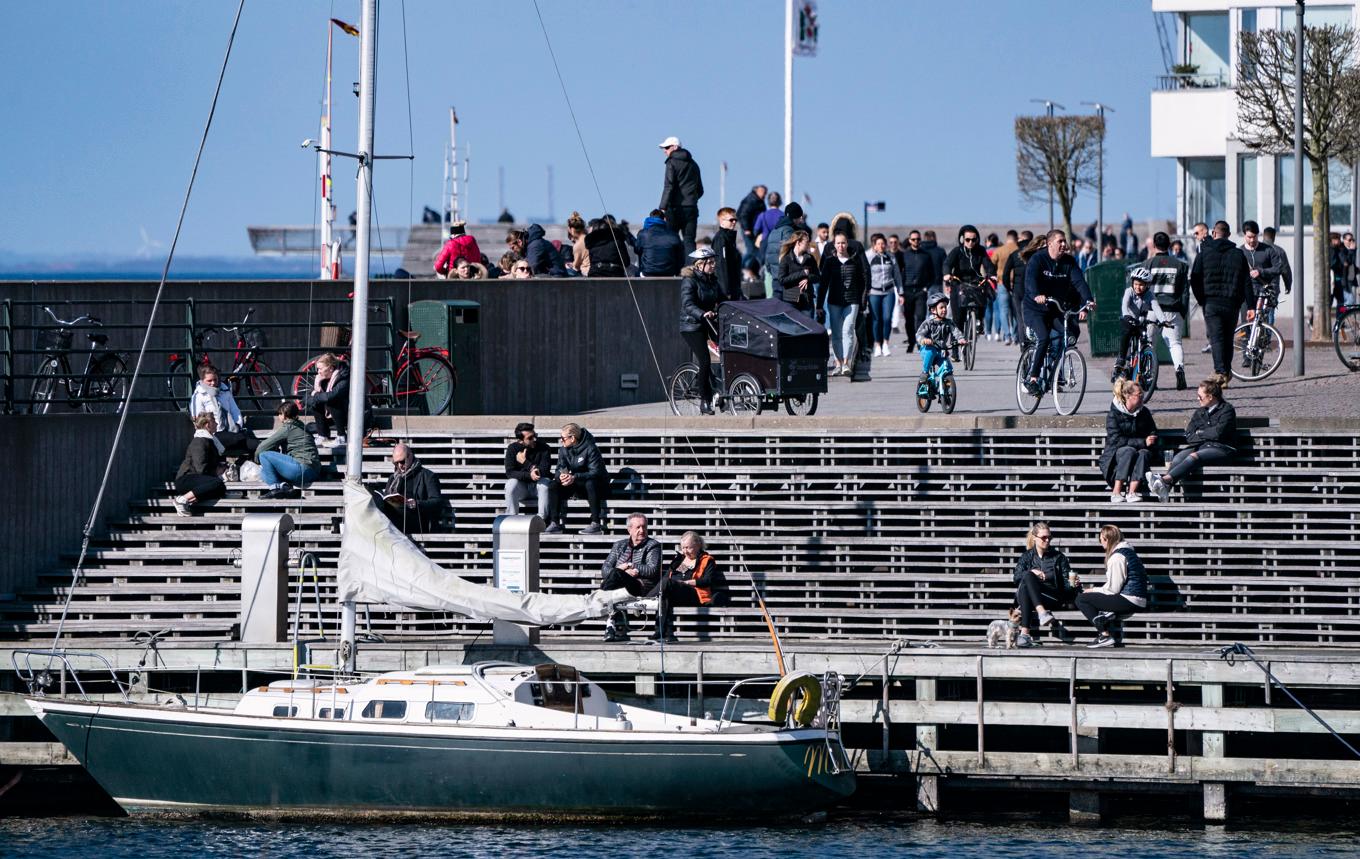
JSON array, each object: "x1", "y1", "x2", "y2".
[
  {"x1": 1189, "y1": 221, "x2": 1250, "y2": 383},
  {"x1": 657, "y1": 136, "x2": 703, "y2": 254},
  {"x1": 762, "y1": 202, "x2": 806, "y2": 299},
  {"x1": 776, "y1": 230, "x2": 819, "y2": 312},
  {"x1": 819, "y1": 232, "x2": 868, "y2": 377},
  {"x1": 713, "y1": 207, "x2": 744, "y2": 301},
  {"x1": 736, "y1": 185, "x2": 767, "y2": 272},
  {"x1": 1144, "y1": 231, "x2": 1190, "y2": 389},
  {"x1": 899, "y1": 230, "x2": 935, "y2": 352},
  {"x1": 866, "y1": 233, "x2": 903, "y2": 358},
  {"x1": 1241, "y1": 220, "x2": 1289, "y2": 326}
]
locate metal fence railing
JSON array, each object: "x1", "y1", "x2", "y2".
[{"x1": 1, "y1": 297, "x2": 396, "y2": 415}]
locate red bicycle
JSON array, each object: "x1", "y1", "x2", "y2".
[
  {"x1": 291, "y1": 323, "x2": 456, "y2": 416},
  {"x1": 166, "y1": 306, "x2": 284, "y2": 411}
]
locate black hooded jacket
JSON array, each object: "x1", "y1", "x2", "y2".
[
  {"x1": 659, "y1": 148, "x2": 704, "y2": 210},
  {"x1": 584, "y1": 224, "x2": 630, "y2": 277},
  {"x1": 524, "y1": 224, "x2": 566, "y2": 276},
  {"x1": 1190, "y1": 236, "x2": 1250, "y2": 309},
  {"x1": 920, "y1": 239, "x2": 947, "y2": 288},
  {"x1": 943, "y1": 226, "x2": 996, "y2": 283}
]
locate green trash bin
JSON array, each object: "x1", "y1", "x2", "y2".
[{"x1": 406, "y1": 299, "x2": 482, "y2": 414}]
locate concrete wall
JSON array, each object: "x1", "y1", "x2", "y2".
[
  {"x1": 0, "y1": 413, "x2": 187, "y2": 596},
  {"x1": 0, "y1": 278, "x2": 688, "y2": 415}
]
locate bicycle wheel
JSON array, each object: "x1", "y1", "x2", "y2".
[
  {"x1": 783, "y1": 392, "x2": 818, "y2": 416},
  {"x1": 668, "y1": 363, "x2": 703, "y2": 416},
  {"x1": 1231, "y1": 322, "x2": 1284, "y2": 382},
  {"x1": 291, "y1": 356, "x2": 323, "y2": 408},
  {"x1": 1335, "y1": 308, "x2": 1360, "y2": 371},
  {"x1": 916, "y1": 379, "x2": 932, "y2": 413},
  {"x1": 394, "y1": 354, "x2": 456, "y2": 415},
  {"x1": 940, "y1": 373, "x2": 957, "y2": 414},
  {"x1": 28, "y1": 358, "x2": 62, "y2": 415},
  {"x1": 241, "y1": 361, "x2": 285, "y2": 412},
  {"x1": 1014, "y1": 349, "x2": 1041, "y2": 415},
  {"x1": 726, "y1": 373, "x2": 763, "y2": 415},
  {"x1": 166, "y1": 359, "x2": 194, "y2": 411},
  {"x1": 1051, "y1": 349, "x2": 1087, "y2": 416},
  {"x1": 1137, "y1": 343, "x2": 1159, "y2": 401},
  {"x1": 964, "y1": 312, "x2": 978, "y2": 371}
]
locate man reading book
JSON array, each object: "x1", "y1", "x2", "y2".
[{"x1": 372, "y1": 443, "x2": 446, "y2": 534}]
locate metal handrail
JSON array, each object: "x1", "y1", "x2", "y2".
[
  {"x1": 1155, "y1": 70, "x2": 1229, "y2": 91},
  {"x1": 11, "y1": 648, "x2": 130, "y2": 702}
]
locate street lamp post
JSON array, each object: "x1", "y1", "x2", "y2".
[
  {"x1": 1294, "y1": 0, "x2": 1306, "y2": 374},
  {"x1": 1030, "y1": 99, "x2": 1066, "y2": 231},
  {"x1": 863, "y1": 201, "x2": 886, "y2": 238},
  {"x1": 1081, "y1": 101, "x2": 1114, "y2": 255}
]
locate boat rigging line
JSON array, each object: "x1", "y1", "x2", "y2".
[
  {"x1": 1217, "y1": 642, "x2": 1360, "y2": 760},
  {"x1": 45, "y1": 0, "x2": 248, "y2": 660}
]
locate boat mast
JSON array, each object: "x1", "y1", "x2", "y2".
[
  {"x1": 449, "y1": 107, "x2": 459, "y2": 223},
  {"x1": 319, "y1": 21, "x2": 336, "y2": 279},
  {"x1": 340, "y1": 0, "x2": 377, "y2": 672}
]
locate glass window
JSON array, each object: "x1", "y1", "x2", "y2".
[
  {"x1": 272, "y1": 705, "x2": 298, "y2": 717},
  {"x1": 318, "y1": 707, "x2": 346, "y2": 720},
  {"x1": 425, "y1": 702, "x2": 475, "y2": 722},
  {"x1": 1185, "y1": 13, "x2": 1230, "y2": 83},
  {"x1": 1279, "y1": 157, "x2": 1353, "y2": 228},
  {"x1": 1185, "y1": 158, "x2": 1226, "y2": 227},
  {"x1": 360, "y1": 700, "x2": 408, "y2": 720},
  {"x1": 1238, "y1": 155, "x2": 1259, "y2": 227},
  {"x1": 1304, "y1": 6, "x2": 1352, "y2": 28}
]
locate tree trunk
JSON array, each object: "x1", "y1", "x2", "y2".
[{"x1": 1311, "y1": 158, "x2": 1332, "y2": 340}]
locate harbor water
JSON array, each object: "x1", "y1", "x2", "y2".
[{"x1": 2, "y1": 815, "x2": 1358, "y2": 858}]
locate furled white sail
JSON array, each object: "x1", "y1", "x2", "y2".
[{"x1": 337, "y1": 480, "x2": 630, "y2": 625}]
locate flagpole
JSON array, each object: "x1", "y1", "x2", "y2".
[
  {"x1": 783, "y1": 0, "x2": 794, "y2": 205},
  {"x1": 449, "y1": 108, "x2": 459, "y2": 223},
  {"x1": 319, "y1": 22, "x2": 334, "y2": 279}
]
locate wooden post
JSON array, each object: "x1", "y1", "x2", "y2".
[
  {"x1": 915, "y1": 677, "x2": 939, "y2": 813},
  {"x1": 976, "y1": 655, "x2": 985, "y2": 766},
  {"x1": 1069, "y1": 657, "x2": 1078, "y2": 766},
  {"x1": 1166, "y1": 659, "x2": 1177, "y2": 773},
  {"x1": 1201, "y1": 682, "x2": 1227, "y2": 822},
  {"x1": 881, "y1": 661, "x2": 891, "y2": 760}
]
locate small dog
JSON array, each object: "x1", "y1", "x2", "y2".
[{"x1": 986, "y1": 607, "x2": 1023, "y2": 649}]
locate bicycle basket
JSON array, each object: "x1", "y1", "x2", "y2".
[
  {"x1": 36, "y1": 328, "x2": 73, "y2": 352},
  {"x1": 319, "y1": 323, "x2": 351, "y2": 350},
  {"x1": 242, "y1": 327, "x2": 268, "y2": 350}
]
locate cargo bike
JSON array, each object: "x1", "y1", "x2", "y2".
[{"x1": 668, "y1": 299, "x2": 830, "y2": 416}]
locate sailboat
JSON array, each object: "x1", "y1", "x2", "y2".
[{"x1": 19, "y1": 0, "x2": 855, "y2": 818}]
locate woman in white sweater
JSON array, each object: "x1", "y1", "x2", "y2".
[{"x1": 1074, "y1": 524, "x2": 1148, "y2": 648}]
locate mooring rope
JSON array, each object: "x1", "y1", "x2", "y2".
[{"x1": 1217, "y1": 642, "x2": 1360, "y2": 760}]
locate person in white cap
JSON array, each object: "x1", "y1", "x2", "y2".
[{"x1": 658, "y1": 136, "x2": 704, "y2": 254}]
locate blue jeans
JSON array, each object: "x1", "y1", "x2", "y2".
[
  {"x1": 994, "y1": 285, "x2": 1015, "y2": 339},
  {"x1": 867, "y1": 293, "x2": 895, "y2": 344},
  {"x1": 826, "y1": 303, "x2": 858, "y2": 362},
  {"x1": 919, "y1": 345, "x2": 945, "y2": 376},
  {"x1": 742, "y1": 233, "x2": 759, "y2": 272},
  {"x1": 259, "y1": 451, "x2": 321, "y2": 488}
]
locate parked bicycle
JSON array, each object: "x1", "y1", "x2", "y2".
[
  {"x1": 27, "y1": 307, "x2": 129, "y2": 414},
  {"x1": 291, "y1": 308, "x2": 455, "y2": 415},
  {"x1": 166, "y1": 306, "x2": 284, "y2": 411},
  {"x1": 1333, "y1": 302, "x2": 1360, "y2": 371},
  {"x1": 1113, "y1": 318, "x2": 1176, "y2": 402},
  {"x1": 1230, "y1": 286, "x2": 1284, "y2": 382},
  {"x1": 1015, "y1": 299, "x2": 1091, "y2": 416}
]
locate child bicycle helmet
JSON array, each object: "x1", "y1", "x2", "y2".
[{"x1": 1129, "y1": 266, "x2": 1152, "y2": 283}]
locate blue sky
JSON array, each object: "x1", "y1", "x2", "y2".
[{"x1": 1, "y1": 0, "x2": 1175, "y2": 258}]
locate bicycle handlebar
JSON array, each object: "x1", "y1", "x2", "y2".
[{"x1": 41, "y1": 306, "x2": 100, "y2": 327}]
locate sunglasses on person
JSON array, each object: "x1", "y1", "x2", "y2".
[
  {"x1": 392, "y1": 456, "x2": 409, "y2": 466},
  {"x1": 514, "y1": 265, "x2": 531, "y2": 272},
  {"x1": 962, "y1": 236, "x2": 978, "y2": 244},
  {"x1": 1036, "y1": 534, "x2": 1052, "y2": 542}
]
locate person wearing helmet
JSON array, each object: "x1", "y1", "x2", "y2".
[
  {"x1": 915, "y1": 292, "x2": 966, "y2": 393},
  {"x1": 1113, "y1": 266, "x2": 1173, "y2": 382},
  {"x1": 679, "y1": 247, "x2": 725, "y2": 414}
]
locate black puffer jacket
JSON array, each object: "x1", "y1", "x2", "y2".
[
  {"x1": 680, "y1": 268, "x2": 727, "y2": 332},
  {"x1": 714, "y1": 226, "x2": 743, "y2": 300},
  {"x1": 920, "y1": 239, "x2": 947, "y2": 288},
  {"x1": 1183, "y1": 401, "x2": 1237, "y2": 451},
  {"x1": 778, "y1": 250, "x2": 819, "y2": 308},
  {"x1": 659, "y1": 148, "x2": 704, "y2": 210},
  {"x1": 818, "y1": 246, "x2": 869, "y2": 308},
  {"x1": 524, "y1": 224, "x2": 567, "y2": 276},
  {"x1": 899, "y1": 246, "x2": 935, "y2": 291},
  {"x1": 1099, "y1": 400, "x2": 1160, "y2": 481},
  {"x1": 584, "y1": 225, "x2": 630, "y2": 277},
  {"x1": 1012, "y1": 547, "x2": 1075, "y2": 603},
  {"x1": 555, "y1": 429, "x2": 607, "y2": 482},
  {"x1": 1190, "y1": 236, "x2": 1249, "y2": 309}
]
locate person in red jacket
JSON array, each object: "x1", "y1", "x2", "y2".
[{"x1": 433, "y1": 221, "x2": 483, "y2": 277}]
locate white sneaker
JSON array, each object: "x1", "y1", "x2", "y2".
[
  {"x1": 1109, "y1": 493, "x2": 1125, "y2": 504},
  {"x1": 882, "y1": 344, "x2": 892, "y2": 357},
  {"x1": 1155, "y1": 479, "x2": 1171, "y2": 504},
  {"x1": 172, "y1": 495, "x2": 192, "y2": 517},
  {"x1": 1124, "y1": 492, "x2": 1142, "y2": 504},
  {"x1": 872, "y1": 345, "x2": 883, "y2": 357},
  {"x1": 335, "y1": 434, "x2": 347, "y2": 446}
]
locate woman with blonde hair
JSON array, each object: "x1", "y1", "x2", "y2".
[
  {"x1": 776, "y1": 229, "x2": 819, "y2": 312},
  {"x1": 1009, "y1": 521, "x2": 1078, "y2": 647},
  {"x1": 1098, "y1": 378, "x2": 1159, "y2": 503},
  {"x1": 1075, "y1": 524, "x2": 1148, "y2": 648}
]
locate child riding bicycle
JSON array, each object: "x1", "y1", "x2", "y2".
[
  {"x1": 916, "y1": 293, "x2": 966, "y2": 395},
  {"x1": 1113, "y1": 267, "x2": 1173, "y2": 382}
]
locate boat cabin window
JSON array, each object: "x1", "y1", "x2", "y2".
[
  {"x1": 272, "y1": 705, "x2": 298, "y2": 717},
  {"x1": 425, "y1": 702, "x2": 475, "y2": 722},
  {"x1": 318, "y1": 708, "x2": 346, "y2": 720},
  {"x1": 360, "y1": 700, "x2": 407, "y2": 720},
  {"x1": 530, "y1": 665, "x2": 589, "y2": 713}
]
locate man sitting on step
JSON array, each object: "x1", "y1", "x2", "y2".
[
  {"x1": 371, "y1": 443, "x2": 446, "y2": 534},
  {"x1": 598, "y1": 513, "x2": 662, "y2": 643}
]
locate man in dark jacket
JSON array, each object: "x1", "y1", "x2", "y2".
[
  {"x1": 598, "y1": 512, "x2": 663, "y2": 642},
  {"x1": 762, "y1": 202, "x2": 806, "y2": 296},
  {"x1": 509, "y1": 225, "x2": 566, "y2": 276},
  {"x1": 899, "y1": 230, "x2": 935, "y2": 351},
  {"x1": 1190, "y1": 220, "x2": 1250, "y2": 380},
  {"x1": 942, "y1": 224, "x2": 997, "y2": 329},
  {"x1": 633, "y1": 210, "x2": 685, "y2": 277},
  {"x1": 547, "y1": 423, "x2": 609, "y2": 535},
  {"x1": 1145, "y1": 231, "x2": 1191, "y2": 389},
  {"x1": 713, "y1": 207, "x2": 744, "y2": 300},
  {"x1": 736, "y1": 184, "x2": 767, "y2": 271},
  {"x1": 920, "y1": 230, "x2": 948, "y2": 293},
  {"x1": 583, "y1": 218, "x2": 631, "y2": 277},
  {"x1": 373, "y1": 444, "x2": 446, "y2": 534},
  {"x1": 1241, "y1": 220, "x2": 1288, "y2": 326},
  {"x1": 1022, "y1": 230, "x2": 1094, "y2": 393},
  {"x1": 503, "y1": 421, "x2": 554, "y2": 516},
  {"x1": 658, "y1": 136, "x2": 703, "y2": 254}
]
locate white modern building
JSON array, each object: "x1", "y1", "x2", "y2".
[{"x1": 1150, "y1": 1, "x2": 1359, "y2": 322}]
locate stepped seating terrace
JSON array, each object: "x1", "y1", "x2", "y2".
[{"x1": 2, "y1": 426, "x2": 1358, "y2": 647}]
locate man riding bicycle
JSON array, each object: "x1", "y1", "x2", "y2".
[
  {"x1": 942, "y1": 224, "x2": 996, "y2": 329},
  {"x1": 1022, "y1": 230, "x2": 1094, "y2": 395}
]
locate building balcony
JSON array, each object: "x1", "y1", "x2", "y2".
[
  {"x1": 1150, "y1": 87, "x2": 1236, "y2": 158},
  {"x1": 1155, "y1": 69, "x2": 1230, "y2": 91}
]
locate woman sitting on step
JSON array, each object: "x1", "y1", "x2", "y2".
[
  {"x1": 1010, "y1": 521, "x2": 1078, "y2": 648},
  {"x1": 255, "y1": 401, "x2": 321, "y2": 500},
  {"x1": 1075, "y1": 524, "x2": 1148, "y2": 648},
  {"x1": 1099, "y1": 378, "x2": 1159, "y2": 504},
  {"x1": 171, "y1": 413, "x2": 227, "y2": 517},
  {"x1": 653, "y1": 531, "x2": 730, "y2": 644},
  {"x1": 1144, "y1": 377, "x2": 1236, "y2": 503}
]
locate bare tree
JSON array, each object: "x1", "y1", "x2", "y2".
[
  {"x1": 1015, "y1": 116, "x2": 1104, "y2": 240},
  {"x1": 1237, "y1": 24, "x2": 1360, "y2": 337}
]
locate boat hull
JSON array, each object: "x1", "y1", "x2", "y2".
[{"x1": 31, "y1": 699, "x2": 855, "y2": 818}]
